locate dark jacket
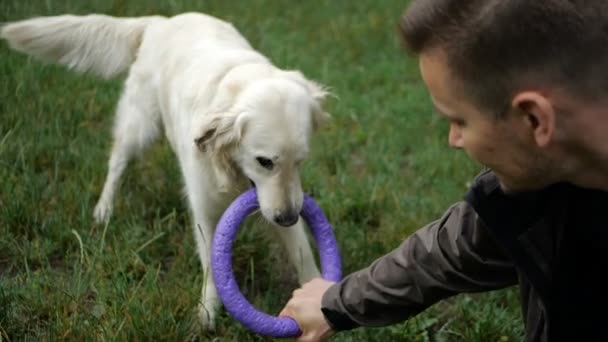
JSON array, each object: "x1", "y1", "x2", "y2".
[{"x1": 321, "y1": 171, "x2": 608, "y2": 341}]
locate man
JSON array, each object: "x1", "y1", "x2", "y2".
[{"x1": 279, "y1": 1, "x2": 608, "y2": 341}]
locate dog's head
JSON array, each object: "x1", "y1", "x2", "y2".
[{"x1": 194, "y1": 67, "x2": 330, "y2": 227}]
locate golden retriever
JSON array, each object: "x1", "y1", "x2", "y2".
[{"x1": 1, "y1": 11, "x2": 330, "y2": 329}]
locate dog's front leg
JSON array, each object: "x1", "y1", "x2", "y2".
[
  {"x1": 273, "y1": 219, "x2": 321, "y2": 284},
  {"x1": 192, "y1": 217, "x2": 220, "y2": 331}
]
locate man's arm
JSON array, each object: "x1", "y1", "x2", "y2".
[{"x1": 321, "y1": 200, "x2": 517, "y2": 330}]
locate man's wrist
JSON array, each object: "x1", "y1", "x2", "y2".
[{"x1": 320, "y1": 283, "x2": 360, "y2": 331}]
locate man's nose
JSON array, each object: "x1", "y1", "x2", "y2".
[{"x1": 448, "y1": 123, "x2": 464, "y2": 148}]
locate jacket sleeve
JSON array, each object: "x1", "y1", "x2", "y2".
[{"x1": 321, "y1": 201, "x2": 518, "y2": 331}]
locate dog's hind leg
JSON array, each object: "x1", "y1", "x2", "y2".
[
  {"x1": 274, "y1": 220, "x2": 321, "y2": 284},
  {"x1": 93, "y1": 77, "x2": 160, "y2": 224}
]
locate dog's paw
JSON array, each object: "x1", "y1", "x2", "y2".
[
  {"x1": 198, "y1": 302, "x2": 218, "y2": 331},
  {"x1": 93, "y1": 200, "x2": 113, "y2": 224}
]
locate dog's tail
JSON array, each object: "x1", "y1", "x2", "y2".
[{"x1": 1, "y1": 14, "x2": 165, "y2": 79}]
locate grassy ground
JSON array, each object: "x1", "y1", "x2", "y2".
[{"x1": 0, "y1": 0, "x2": 524, "y2": 341}]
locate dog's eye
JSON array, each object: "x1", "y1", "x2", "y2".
[{"x1": 256, "y1": 157, "x2": 274, "y2": 170}]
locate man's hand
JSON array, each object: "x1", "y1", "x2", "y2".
[{"x1": 279, "y1": 278, "x2": 336, "y2": 342}]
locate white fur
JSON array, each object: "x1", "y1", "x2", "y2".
[{"x1": 1, "y1": 12, "x2": 330, "y2": 330}]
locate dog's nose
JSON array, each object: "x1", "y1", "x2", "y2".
[{"x1": 274, "y1": 211, "x2": 299, "y2": 227}]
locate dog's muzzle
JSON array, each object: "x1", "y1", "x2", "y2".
[{"x1": 273, "y1": 210, "x2": 299, "y2": 227}]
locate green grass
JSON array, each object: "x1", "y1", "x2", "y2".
[{"x1": 0, "y1": 0, "x2": 523, "y2": 341}]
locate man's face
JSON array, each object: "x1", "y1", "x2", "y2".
[{"x1": 419, "y1": 49, "x2": 557, "y2": 192}]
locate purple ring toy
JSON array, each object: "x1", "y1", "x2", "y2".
[{"x1": 211, "y1": 188, "x2": 342, "y2": 338}]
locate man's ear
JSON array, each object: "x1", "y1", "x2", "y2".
[{"x1": 512, "y1": 91, "x2": 556, "y2": 147}]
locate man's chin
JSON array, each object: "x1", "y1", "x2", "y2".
[
  {"x1": 497, "y1": 181, "x2": 520, "y2": 194},
  {"x1": 496, "y1": 176, "x2": 548, "y2": 194},
  {"x1": 494, "y1": 172, "x2": 527, "y2": 193}
]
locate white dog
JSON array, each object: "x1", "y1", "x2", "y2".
[{"x1": 1, "y1": 12, "x2": 330, "y2": 329}]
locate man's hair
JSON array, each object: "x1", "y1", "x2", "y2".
[{"x1": 400, "y1": 0, "x2": 608, "y2": 116}]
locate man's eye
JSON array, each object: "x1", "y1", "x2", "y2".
[
  {"x1": 452, "y1": 119, "x2": 466, "y2": 127},
  {"x1": 256, "y1": 157, "x2": 274, "y2": 170}
]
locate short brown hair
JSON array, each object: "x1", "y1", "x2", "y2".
[{"x1": 400, "y1": 0, "x2": 608, "y2": 115}]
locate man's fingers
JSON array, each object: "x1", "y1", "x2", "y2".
[
  {"x1": 297, "y1": 333, "x2": 321, "y2": 342},
  {"x1": 279, "y1": 297, "x2": 299, "y2": 318}
]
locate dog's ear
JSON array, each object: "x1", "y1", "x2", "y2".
[
  {"x1": 192, "y1": 111, "x2": 247, "y2": 193},
  {"x1": 281, "y1": 70, "x2": 333, "y2": 130},
  {"x1": 306, "y1": 79, "x2": 332, "y2": 131},
  {"x1": 193, "y1": 112, "x2": 245, "y2": 153},
  {"x1": 195, "y1": 72, "x2": 252, "y2": 152}
]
